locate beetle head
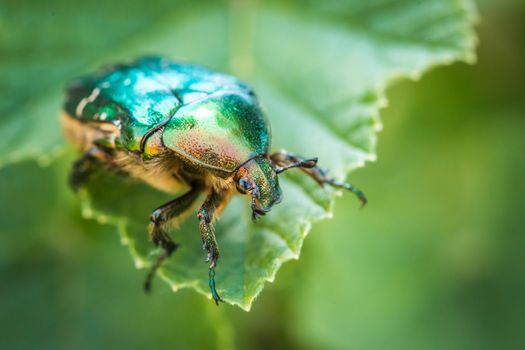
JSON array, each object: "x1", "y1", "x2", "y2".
[{"x1": 235, "y1": 157, "x2": 282, "y2": 221}]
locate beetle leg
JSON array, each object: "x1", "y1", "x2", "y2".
[
  {"x1": 197, "y1": 188, "x2": 230, "y2": 305},
  {"x1": 270, "y1": 151, "x2": 367, "y2": 207},
  {"x1": 69, "y1": 145, "x2": 113, "y2": 191},
  {"x1": 144, "y1": 184, "x2": 202, "y2": 292}
]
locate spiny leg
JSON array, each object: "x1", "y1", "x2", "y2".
[
  {"x1": 197, "y1": 188, "x2": 230, "y2": 305},
  {"x1": 144, "y1": 184, "x2": 202, "y2": 292},
  {"x1": 69, "y1": 145, "x2": 113, "y2": 191},
  {"x1": 270, "y1": 150, "x2": 367, "y2": 207}
]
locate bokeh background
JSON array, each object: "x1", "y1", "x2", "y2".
[{"x1": 1, "y1": 0, "x2": 524, "y2": 349}]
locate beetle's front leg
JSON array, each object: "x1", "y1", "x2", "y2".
[
  {"x1": 270, "y1": 150, "x2": 367, "y2": 207},
  {"x1": 144, "y1": 184, "x2": 202, "y2": 292},
  {"x1": 197, "y1": 189, "x2": 230, "y2": 305}
]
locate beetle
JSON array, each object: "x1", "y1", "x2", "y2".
[{"x1": 62, "y1": 56, "x2": 366, "y2": 304}]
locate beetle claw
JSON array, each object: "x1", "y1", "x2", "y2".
[{"x1": 209, "y1": 267, "x2": 223, "y2": 305}]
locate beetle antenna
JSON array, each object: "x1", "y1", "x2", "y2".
[{"x1": 275, "y1": 157, "x2": 318, "y2": 174}]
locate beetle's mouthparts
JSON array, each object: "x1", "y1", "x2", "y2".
[{"x1": 250, "y1": 194, "x2": 271, "y2": 222}]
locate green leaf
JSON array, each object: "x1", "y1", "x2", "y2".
[
  {"x1": 0, "y1": 161, "x2": 234, "y2": 350},
  {"x1": 0, "y1": 0, "x2": 202, "y2": 166},
  {"x1": 0, "y1": 0, "x2": 478, "y2": 310}
]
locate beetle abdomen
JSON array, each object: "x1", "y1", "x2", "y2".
[{"x1": 62, "y1": 111, "x2": 188, "y2": 193}]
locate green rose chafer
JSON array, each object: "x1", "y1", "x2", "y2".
[{"x1": 62, "y1": 56, "x2": 366, "y2": 305}]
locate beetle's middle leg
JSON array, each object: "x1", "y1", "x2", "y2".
[
  {"x1": 270, "y1": 150, "x2": 367, "y2": 207},
  {"x1": 144, "y1": 184, "x2": 202, "y2": 292},
  {"x1": 197, "y1": 188, "x2": 231, "y2": 305}
]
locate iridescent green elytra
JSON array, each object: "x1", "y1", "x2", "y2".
[{"x1": 62, "y1": 56, "x2": 366, "y2": 305}]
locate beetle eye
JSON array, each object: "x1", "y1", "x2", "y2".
[{"x1": 237, "y1": 178, "x2": 254, "y2": 194}]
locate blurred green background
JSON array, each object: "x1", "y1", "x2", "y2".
[{"x1": 1, "y1": 0, "x2": 524, "y2": 349}]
